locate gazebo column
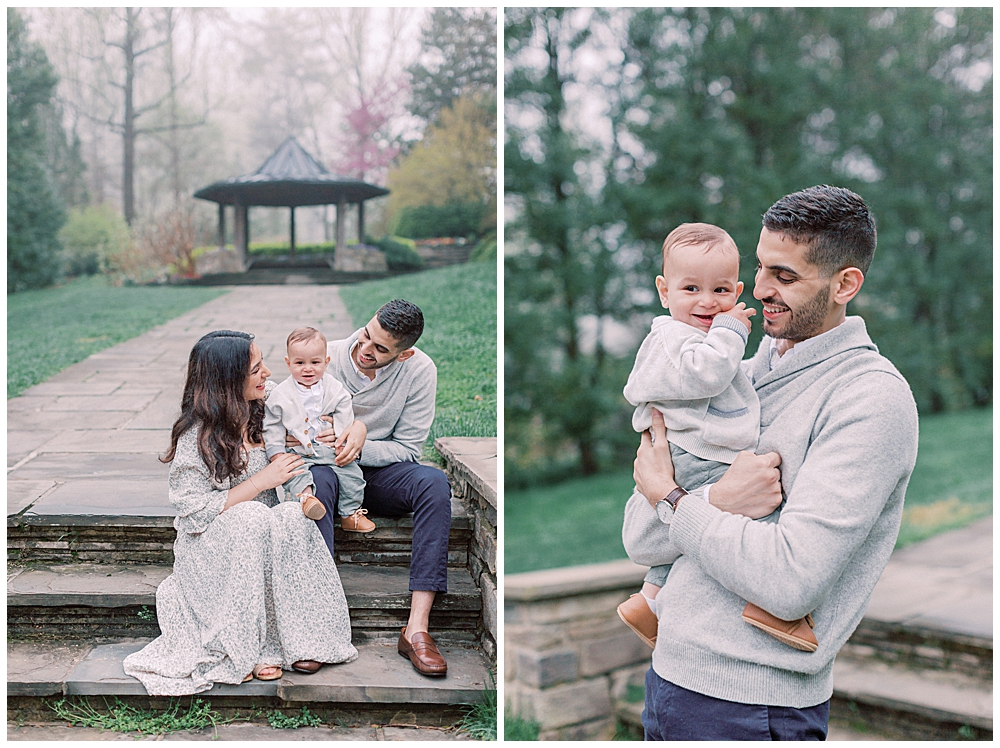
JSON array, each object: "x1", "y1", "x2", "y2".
[
  {"x1": 217, "y1": 203, "x2": 225, "y2": 249},
  {"x1": 357, "y1": 201, "x2": 365, "y2": 243},
  {"x1": 289, "y1": 206, "x2": 296, "y2": 257},
  {"x1": 234, "y1": 202, "x2": 249, "y2": 269},
  {"x1": 335, "y1": 197, "x2": 347, "y2": 270}
]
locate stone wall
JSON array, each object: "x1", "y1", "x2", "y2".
[
  {"x1": 332, "y1": 244, "x2": 388, "y2": 273},
  {"x1": 505, "y1": 560, "x2": 651, "y2": 740},
  {"x1": 435, "y1": 437, "x2": 497, "y2": 663}
]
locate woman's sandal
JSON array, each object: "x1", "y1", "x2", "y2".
[
  {"x1": 252, "y1": 664, "x2": 283, "y2": 681},
  {"x1": 291, "y1": 660, "x2": 322, "y2": 674}
]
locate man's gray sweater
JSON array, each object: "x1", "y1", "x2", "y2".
[
  {"x1": 623, "y1": 316, "x2": 918, "y2": 707},
  {"x1": 327, "y1": 331, "x2": 436, "y2": 467}
]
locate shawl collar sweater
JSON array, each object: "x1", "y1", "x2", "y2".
[
  {"x1": 623, "y1": 316, "x2": 918, "y2": 707},
  {"x1": 326, "y1": 331, "x2": 436, "y2": 467}
]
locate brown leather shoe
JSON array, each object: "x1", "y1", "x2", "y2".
[
  {"x1": 617, "y1": 593, "x2": 658, "y2": 648},
  {"x1": 340, "y1": 508, "x2": 375, "y2": 533},
  {"x1": 291, "y1": 660, "x2": 322, "y2": 674},
  {"x1": 397, "y1": 628, "x2": 447, "y2": 677},
  {"x1": 742, "y1": 602, "x2": 818, "y2": 652},
  {"x1": 300, "y1": 495, "x2": 327, "y2": 521}
]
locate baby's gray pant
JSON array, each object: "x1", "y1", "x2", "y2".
[
  {"x1": 644, "y1": 443, "x2": 732, "y2": 587},
  {"x1": 282, "y1": 445, "x2": 365, "y2": 516}
]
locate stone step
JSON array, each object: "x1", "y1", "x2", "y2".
[
  {"x1": 831, "y1": 655, "x2": 992, "y2": 740},
  {"x1": 8, "y1": 496, "x2": 471, "y2": 567},
  {"x1": 8, "y1": 563, "x2": 481, "y2": 644},
  {"x1": 841, "y1": 616, "x2": 991, "y2": 682},
  {"x1": 8, "y1": 639, "x2": 491, "y2": 728}
]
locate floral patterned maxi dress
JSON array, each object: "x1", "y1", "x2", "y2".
[{"x1": 122, "y1": 427, "x2": 358, "y2": 695}]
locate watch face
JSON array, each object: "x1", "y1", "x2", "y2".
[{"x1": 655, "y1": 499, "x2": 674, "y2": 524}]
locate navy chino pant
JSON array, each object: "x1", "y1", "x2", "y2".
[
  {"x1": 309, "y1": 461, "x2": 451, "y2": 593},
  {"x1": 642, "y1": 667, "x2": 830, "y2": 741}
]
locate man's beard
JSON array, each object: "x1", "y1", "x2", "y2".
[{"x1": 763, "y1": 285, "x2": 831, "y2": 341}]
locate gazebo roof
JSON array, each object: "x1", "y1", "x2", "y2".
[{"x1": 193, "y1": 137, "x2": 389, "y2": 207}]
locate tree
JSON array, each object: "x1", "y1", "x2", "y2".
[
  {"x1": 616, "y1": 8, "x2": 992, "y2": 413},
  {"x1": 505, "y1": 9, "x2": 637, "y2": 477},
  {"x1": 407, "y1": 8, "x2": 497, "y2": 126},
  {"x1": 8, "y1": 9, "x2": 67, "y2": 292},
  {"x1": 386, "y1": 95, "x2": 496, "y2": 229}
]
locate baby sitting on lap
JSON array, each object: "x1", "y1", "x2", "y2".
[{"x1": 263, "y1": 326, "x2": 374, "y2": 533}]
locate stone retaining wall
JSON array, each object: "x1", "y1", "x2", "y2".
[
  {"x1": 505, "y1": 560, "x2": 651, "y2": 740},
  {"x1": 435, "y1": 437, "x2": 497, "y2": 664}
]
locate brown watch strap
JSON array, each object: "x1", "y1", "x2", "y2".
[{"x1": 664, "y1": 486, "x2": 689, "y2": 510}]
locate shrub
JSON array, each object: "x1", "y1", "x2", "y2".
[
  {"x1": 135, "y1": 208, "x2": 203, "y2": 279},
  {"x1": 392, "y1": 202, "x2": 486, "y2": 239},
  {"x1": 469, "y1": 234, "x2": 497, "y2": 263},
  {"x1": 371, "y1": 235, "x2": 425, "y2": 270},
  {"x1": 59, "y1": 204, "x2": 131, "y2": 277},
  {"x1": 247, "y1": 241, "x2": 335, "y2": 257}
]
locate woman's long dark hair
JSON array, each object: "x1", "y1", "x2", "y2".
[{"x1": 162, "y1": 330, "x2": 265, "y2": 482}]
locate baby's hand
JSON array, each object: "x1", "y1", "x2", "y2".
[{"x1": 723, "y1": 302, "x2": 756, "y2": 333}]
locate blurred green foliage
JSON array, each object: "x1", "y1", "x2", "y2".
[
  {"x1": 7, "y1": 9, "x2": 66, "y2": 292},
  {"x1": 505, "y1": 8, "x2": 992, "y2": 483}
]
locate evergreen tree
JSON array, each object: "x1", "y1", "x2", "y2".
[
  {"x1": 618, "y1": 8, "x2": 992, "y2": 413},
  {"x1": 8, "y1": 8, "x2": 67, "y2": 292},
  {"x1": 408, "y1": 8, "x2": 497, "y2": 125}
]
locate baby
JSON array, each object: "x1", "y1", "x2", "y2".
[
  {"x1": 264, "y1": 327, "x2": 374, "y2": 533},
  {"x1": 617, "y1": 223, "x2": 818, "y2": 653}
]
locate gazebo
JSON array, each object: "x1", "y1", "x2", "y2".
[{"x1": 193, "y1": 137, "x2": 389, "y2": 270}]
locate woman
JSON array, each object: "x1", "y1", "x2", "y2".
[{"x1": 123, "y1": 330, "x2": 358, "y2": 696}]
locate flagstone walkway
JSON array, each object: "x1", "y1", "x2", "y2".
[{"x1": 8, "y1": 286, "x2": 358, "y2": 516}]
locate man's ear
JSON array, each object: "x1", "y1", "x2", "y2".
[
  {"x1": 654, "y1": 276, "x2": 669, "y2": 309},
  {"x1": 397, "y1": 348, "x2": 416, "y2": 362},
  {"x1": 833, "y1": 267, "x2": 865, "y2": 306}
]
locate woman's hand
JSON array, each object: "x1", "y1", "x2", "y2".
[
  {"x1": 634, "y1": 410, "x2": 678, "y2": 508},
  {"x1": 255, "y1": 452, "x2": 306, "y2": 490},
  {"x1": 333, "y1": 419, "x2": 367, "y2": 466}
]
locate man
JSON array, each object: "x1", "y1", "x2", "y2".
[
  {"x1": 623, "y1": 185, "x2": 918, "y2": 739},
  {"x1": 305, "y1": 298, "x2": 452, "y2": 677}
]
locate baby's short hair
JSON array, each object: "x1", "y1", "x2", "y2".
[
  {"x1": 661, "y1": 223, "x2": 739, "y2": 275},
  {"x1": 286, "y1": 327, "x2": 327, "y2": 351}
]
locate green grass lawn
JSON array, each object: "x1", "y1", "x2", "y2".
[
  {"x1": 505, "y1": 407, "x2": 992, "y2": 574},
  {"x1": 339, "y1": 261, "x2": 497, "y2": 446},
  {"x1": 7, "y1": 277, "x2": 226, "y2": 398}
]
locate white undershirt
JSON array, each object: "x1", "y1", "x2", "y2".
[{"x1": 294, "y1": 378, "x2": 325, "y2": 444}]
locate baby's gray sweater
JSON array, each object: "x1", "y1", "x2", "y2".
[
  {"x1": 326, "y1": 331, "x2": 437, "y2": 467},
  {"x1": 623, "y1": 317, "x2": 918, "y2": 707}
]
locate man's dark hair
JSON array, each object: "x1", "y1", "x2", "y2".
[
  {"x1": 377, "y1": 299, "x2": 424, "y2": 350},
  {"x1": 762, "y1": 185, "x2": 877, "y2": 275}
]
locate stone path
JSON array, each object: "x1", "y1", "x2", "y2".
[{"x1": 8, "y1": 286, "x2": 356, "y2": 496}]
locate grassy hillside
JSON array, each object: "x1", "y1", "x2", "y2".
[{"x1": 340, "y1": 261, "x2": 498, "y2": 445}]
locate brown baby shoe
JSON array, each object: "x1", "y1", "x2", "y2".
[
  {"x1": 741, "y1": 601, "x2": 818, "y2": 652},
  {"x1": 340, "y1": 508, "x2": 376, "y2": 533},
  {"x1": 617, "y1": 593, "x2": 659, "y2": 648},
  {"x1": 300, "y1": 495, "x2": 327, "y2": 521}
]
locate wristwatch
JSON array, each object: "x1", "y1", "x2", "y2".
[{"x1": 655, "y1": 486, "x2": 688, "y2": 523}]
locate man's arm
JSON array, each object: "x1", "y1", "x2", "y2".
[
  {"x1": 359, "y1": 360, "x2": 436, "y2": 466},
  {"x1": 649, "y1": 373, "x2": 918, "y2": 620},
  {"x1": 625, "y1": 412, "x2": 782, "y2": 565}
]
